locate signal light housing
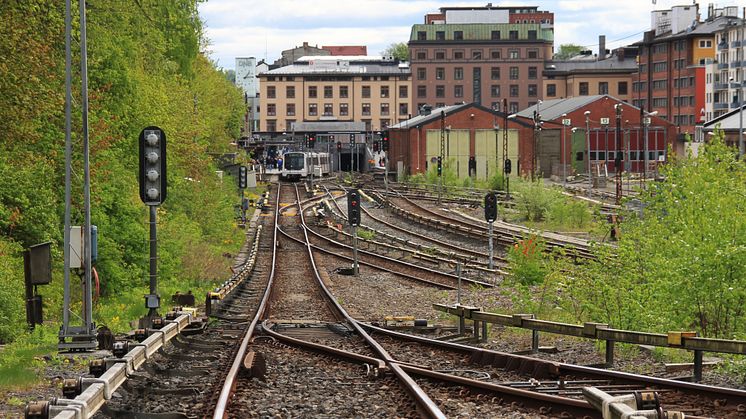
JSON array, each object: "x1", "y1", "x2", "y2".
[{"x1": 139, "y1": 127, "x2": 167, "y2": 206}]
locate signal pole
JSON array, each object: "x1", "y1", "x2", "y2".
[
  {"x1": 438, "y1": 110, "x2": 445, "y2": 205},
  {"x1": 615, "y1": 104, "x2": 623, "y2": 205}
]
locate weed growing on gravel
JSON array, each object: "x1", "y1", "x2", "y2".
[{"x1": 0, "y1": 325, "x2": 56, "y2": 389}]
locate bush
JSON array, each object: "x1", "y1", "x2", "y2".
[
  {"x1": 514, "y1": 180, "x2": 559, "y2": 222},
  {"x1": 0, "y1": 238, "x2": 24, "y2": 343}
]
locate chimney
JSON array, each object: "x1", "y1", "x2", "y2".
[
  {"x1": 598, "y1": 35, "x2": 606, "y2": 61},
  {"x1": 303, "y1": 41, "x2": 309, "y2": 48}
]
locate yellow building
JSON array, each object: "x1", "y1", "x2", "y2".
[{"x1": 257, "y1": 56, "x2": 412, "y2": 134}]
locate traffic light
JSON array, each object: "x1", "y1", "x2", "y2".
[
  {"x1": 504, "y1": 158, "x2": 512, "y2": 175},
  {"x1": 381, "y1": 131, "x2": 389, "y2": 152},
  {"x1": 484, "y1": 192, "x2": 497, "y2": 222},
  {"x1": 347, "y1": 189, "x2": 361, "y2": 226},
  {"x1": 373, "y1": 141, "x2": 379, "y2": 152},
  {"x1": 138, "y1": 126, "x2": 167, "y2": 206},
  {"x1": 308, "y1": 133, "x2": 316, "y2": 148},
  {"x1": 437, "y1": 156, "x2": 442, "y2": 176},
  {"x1": 336, "y1": 141, "x2": 342, "y2": 152},
  {"x1": 238, "y1": 166, "x2": 247, "y2": 189}
]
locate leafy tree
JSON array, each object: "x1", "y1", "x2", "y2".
[
  {"x1": 553, "y1": 43, "x2": 584, "y2": 60},
  {"x1": 381, "y1": 42, "x2": 409, "y2": 61}
]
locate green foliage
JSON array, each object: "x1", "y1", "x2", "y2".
[
  {"x1": 381, "y1": 42, "x2": 409, "y2": 61},
  {"x1": 0, "y1": 239, "x2": 24, "y2": 343},
  {"x1": 514, "y1": 180, "x2": 558, "y2": 222},
  {"x1": 506, "y1": 235, "x2": 548, "y2": 286},
  {"x1": 554, "y1": 43, "x2": 585, "y2": 60},
  {"x1": 487, "y1": 172, "x2": 506, "y2": 191},
  {"x1": 357, "y1": 229, "x2": 376, "y2": 240},
  {"x1": 0, "y1": 325, "x2": 57, "y2": 389}
]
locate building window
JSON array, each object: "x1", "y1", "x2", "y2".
[
  {"x1": 362, "y1": 86, "x2": 371, "y2": 98},
  {"x1": 417, "y1": 85, "x2": 427, "y2": 98},
  {"x1": 417, "y1": 68, "x2": 426, "y2": 80},
  {"x1": 362, "y1": 103, "x2": 371, "y2": 115},
  {"x1": 266, "y1": 120, "x2": 276, "y2": 132},
  {"x1": 509, "y1": 67, "x2": 519, "y2": 79},
  {"x1": 266, "y1": 103, "x2": 276, "y2": 116},
  {"x1": 436, "y1": 102, "x2": 445, "y2": 108},
  {"x1": 454, "y1": 85, "x2": 463, "y2": 98},
  {"x1": 308, "y1": 86, "x2": 317, "y2": 98},
  {"x1": 308, "y1": 103, "x2": 317, "y2": 116},
  {"x1": 509, "y1": 102, "x2": 519, "y2": 113},
  {"x1": 416, "y1": 51, "x2": 426, "y2": 60},
  {"x1": 528, "y1": 66, "x2": 537, "y2": 79},
  {"x1": 510, "y1": 85, "x2": 519, "y2": 97},
  {"x1": 380, "y1": 103, "x2": 390, "y2": 115},
  {"x1": 528, "y1": 84, "x2": 537, "y2": 97},
  {"x1": 380, "y1": 119, "x2": 390, "y2": 129},
  {"x1": 508, "y1": 49, "x2": 519, "y2": 59},
  {"x1": 454, "y1": 50, "x2": 464, "y2": 59},
  {"x1": 267, "y1": 86, "x2": 276, "y2": 98},
  {"x1": 547, "y1": 84, "x2": 556, "y2": 97},
  {"x1": 381, "y1": 86, "x2": 390, "y2": 98},
  {"x1": 454, "y1": 67, "x2": 464, "y2": 80},
  {"x1": 579, "y1": 82, "x2": 589, "y2": 95},
  {"x1": 454, "y1": 31, "x2": 463, "y2": 40},
  {"x1": 339, "y1": 86, "x2": 349, "y2": 98},
  {"x1": 436, "y1": 67, "x2": 445, "y2": 80},
  {"x1": 340, "y1": 103, "x2": 349, "y2": 116},
  {"x1": 599, "y1": 81, "x2": 608, "y2": 95},
  {"x1": 399, "y1": 85, "x2": 408, "y2": 98},
  {"x1": 285, "y1": 119, "x2": 295, "y2": 130},
  {"x1": 286, "y1": 86, "x2": 295, "y2": 98},
  {"x1": 490, "y1": 85, "x2": 500, "y2": 97},
  {"x1": 528, "y1": 30, "x2": 537, "y2": 40},
  {"x1": 699, "y1": 39, "x2": 712, "y2": 48},
  {"x1": 491, "y1": 67, "x2": 500, "y2": 80},
  {"x1": 323, "y1": 103, "x2": 333, "y2": 116},
  {"x1": 653, "y1": 62, "x2": 667, "y2": 72},
  {"x1": 618, "y1": 81, "x2": 628, "y2": 95},
  {"x1": 527, "y1": 49, "x2": 538, "y2": 59},
  {"x1": 286, "y1": 103, "x2": 295, "y2": 116},
  {"x1": 509, "y1": 30, "x2": 518, "y2": 40},
  {"x1": 472, "y1": 49, "x2": 482, "y2": 60},
  {"x1": 435, "y1": 50, "x2": 445, "y2": 59},
  {"x1": 491, "y1": 101, "x2": 501, "y2": 111},
  {"x1": 436, "y1": 85, "x2": 445, "y2": 98},
  {"x1": 436, "y1": 31, "x2": 445, "y2": 40},
  {"x1": 417, "y1": 31, "x2": 426, "y2": 41},
  {"x1": 490, "y1": 49, "x2": 501, "y2": 59},
  {"x1": 399, "y1": 103, "x2": 408, "y2": 115},
  {"x1": 324, "y1": 86, "x2": 333, "y2": 98},
  {"x1": 491, "y1": 30, "x2": 501, "y2": 40}
]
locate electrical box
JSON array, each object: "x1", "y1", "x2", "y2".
[
  {"x1": 24, "y1": 242, "x2": 52, "y2": 285},
  {"x1": 69, "y1": 225, "x2": 98, "y2": 269}
]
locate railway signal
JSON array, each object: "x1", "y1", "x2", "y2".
[
  {"x1": 484, "y1": 192, "x2": 497, "y2": 270},
  {"x1": 336, "y1": 141, "x2": 342, "y2": 152},
  {"x1": 347, "y1": 189, "x2": 361, "y2": 276},
  {"x1": 504, "y1": 158, "x2": 512, "y2": 199},
  {"x1": 308, "y1": 133, "x2": 316, "y2": 149},
  {"x1": 381, "y1": 131, "x2": 389, "y2": 152},
  {"x1": 138, "y1": 127, "x2": 167, "y2": 206},
  {"x1": 373, "y1": 141, "x2": 379, "y2": 152},
  {"x1": 238, "y1": 166, "x2": 247, "y2": 189},
  {"x1": 437, "y1": 156, "x2": 443, "y2": 177}
]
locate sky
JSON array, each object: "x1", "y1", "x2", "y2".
[{"x1": 198, "y1": 0, "x2": 743, "y2": 70}]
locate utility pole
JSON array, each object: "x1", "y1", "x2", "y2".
[
  {"x1": 740, "y1": 6, "x2": 745, "y2": 159},
  {"x1": 561, "y1": 114, "x2": 570, "y2": 187},
  {"x1": 503, "y1": 98, "x2": 509, "y2": 197},
  {"x1": 584, "y1": 111, "x2": 592, "y2": 197}
]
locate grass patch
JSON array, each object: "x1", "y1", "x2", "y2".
[{"x1": 0, "y1": 325, "x2": 57, "y2": 390}]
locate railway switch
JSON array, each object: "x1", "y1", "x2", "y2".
[
  {"x1": 347, "y1": 189, "x2": 361, "y2": 226},
  {"x1": 24, "y1": 401, "x2": 50, "y2": 419},
  {"x1": 138, "y1": 127, "x2": 167, "y2": 206}
]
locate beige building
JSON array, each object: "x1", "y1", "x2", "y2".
[{"x1": 257, "y1": 56, "x2": 412, "y2": 134}]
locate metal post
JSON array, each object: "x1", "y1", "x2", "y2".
[
  {"x1": 531, "y1": 330, "x2": 539, "y2": 353},
  {"x1": 148, "y1": 205, "x2": 158, "y2": 316},
  {"x1": 605, "y1": 340, "x2": 615, "y2": 367},
  {"x1": 585, "y1": 111, "x2": 592, "y2": 197},
  {"x1": 80, "y1": 0, "x2": 94, "y2": 338},
  {"x1": 241, "y1": 189, "x2": 246, "y2": 223},
  {"x1": 456, "y1": 262, "x2": 462, "y2": 305},
  {"x1": 439, "y1": 110, "x2": 445, "y2": 205},
  {"x1": 561, "y1": 114, "x2": 567, "y2": 186},
  {"x1": 693, "y1": 349, "x2": 703, "y2": 382},
  {"x1": 615, "y1": 105, "x2": 623, "y2": 205},
  {"x1": 487, "y1": 221, "x2": 494, "y2": 270},
  {"x1": 532, "y1": 101, "x2": 542, "y2": 182},
  {"x1": 309, "y1": 145, "x2": 314, "y2": 194},
  {"x1": 740, "y1": 8, "x2": 745, "y2": 159},
  {"x1": 352, "y1": 225, "x2": 359, "y2": 276},
  {"x1": 62, "y1": 0, "x2": 73, "y2": 337}
]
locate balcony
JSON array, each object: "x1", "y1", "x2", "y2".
[
  {"x1": 714, "y1": 102, "x2": 729, "y2": 110},
  {"x1": 718, "y1": 42, "x2": 729, "y2": 51},
  {"x1": 732, "y1": 40, "x2": 742, "y2": 48},
  {"x1": 714, "y1": 82, "x2": 729, "y2": 90},
  {"x1": 718, "y1": 62, "x2": 729, "y2": 70}
]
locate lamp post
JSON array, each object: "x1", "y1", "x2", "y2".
[
  {"x1": 584, "y1": 111, "x2": 591, "y2": 197},
  {"x1": 561, "y1": 114, "x2": 570, "y2": 186}
]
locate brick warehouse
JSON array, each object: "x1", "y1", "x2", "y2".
[{"x1": 387, "y1": 103, "x2": 533, "y2": 179}]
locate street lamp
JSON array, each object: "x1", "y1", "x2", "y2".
[{"x1": 584, "y1": 110, "x2": 591, "y2": 197}]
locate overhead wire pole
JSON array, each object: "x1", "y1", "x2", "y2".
[
  {"x1": 740, "y1": 6, "x2": 745, "y2": 159},
  {"x1": 62, "y1": 0, "x2": 73, "y2": 339},
  {"x1": 503, "y1": 98, "x2": 509, "y2": 197},
  {"x1": 585, "y1": 111, "x2": 592, "y2": 197},
  {"x1": 615, "y1": 104, "x2": 623, "y2": 205}
]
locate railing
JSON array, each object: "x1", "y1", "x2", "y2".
[
  {"x1": 718, "y1": 62, "x2": 729, "y2": 69},
  {"x1": 434, "y1": 303, "x2": 746, "y2": 382}
]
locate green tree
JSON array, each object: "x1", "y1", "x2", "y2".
[
  {"x1": 381, "y1": 42, "x2": 409, "y2": 61},
  {"x1": 553, "y1": 43, "x2": 584, "y2": 60}
]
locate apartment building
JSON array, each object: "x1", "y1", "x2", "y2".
[
  {"x1": 409, "y1": 5, "x2": 554, "y2": 115},
  {"x1": 257, "y1": 56, "x2": 412, "y2": 134},
  {"x1": 632, "y1": 4, "x2": 732, "y2": 138},
  {"x1": 706, "y1": 6, "x2": 745, "y2": 120},
  {"x1": 544, "y1": 42, "x2": 638, "y2": 103}
]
